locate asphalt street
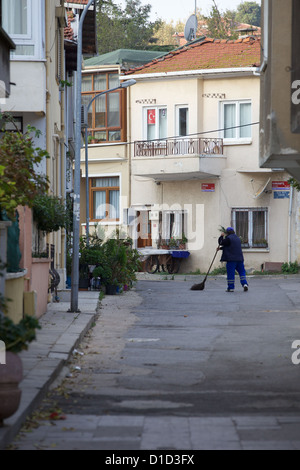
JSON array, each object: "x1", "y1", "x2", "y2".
[{"x1": 9, "y1": 275, "x2": 300, "y2": 450}]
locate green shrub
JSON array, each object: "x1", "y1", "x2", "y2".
[{"x1": 281, "y1": 261, "x2": 300, "y2": 274}]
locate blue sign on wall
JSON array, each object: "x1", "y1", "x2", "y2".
[{"x1": 274, "y1": 191, "x2": 290, "y2": 199}]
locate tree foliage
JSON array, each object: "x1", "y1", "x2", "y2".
[
  {"x1": 0, "y1": 113, "x2": 49, "y2": 220},
  {"x1": 96, "y1": 0, "x2": 162, "y2": 54},
  {"x1": 204, "y1": 1, "x2": 238, "y2": 40},
  {"x1": 235, "y1": 1, "x2": 261, "y2": 27}
]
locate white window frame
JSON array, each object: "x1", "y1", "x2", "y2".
[
  {"x1": 161, "y1": 210, "x2": 187, "y2": 242},
  {"x1": 4, "y1": 0, "x2": 44, "y2": 61},
  {"x1": 2, "y1": 0, "x2": 32, "y2": 40},
  {"x1": 143, "y1": 106, "x2": 168, "y2": 141},
  {"x1": 175, "y1": 105, "x2": 189, "y2": 137},
  {"x1": 232, "y1": 207, "x2": 269, "y2": 249},
  {"x1": 220, "y1": 100, "x2": 252, "y2": 144}
]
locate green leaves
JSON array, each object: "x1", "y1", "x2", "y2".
[
  {"x1": 0, "y1": 315, "x2": 41, "y2": 354},
  {"x1": 0, "y1": 114, "x2": 49, "y2": 219},
  {"x1": 32, "y1": 194, "x2": 67, "y2": 234}
]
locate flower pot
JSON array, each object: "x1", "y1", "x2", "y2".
[
  {"x1": 79, "y1": 278, "x2": 90, "y2": 290},
  {"x1": 0, "y1": 352, "x2": 23, "y2": 426},
  {"x1": 106, "y1": 285, "x2": 118, "y2": 295}
]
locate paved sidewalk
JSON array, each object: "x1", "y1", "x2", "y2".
[{"x1": 0, "y1": 290, "x2": 100, "y2": 450}]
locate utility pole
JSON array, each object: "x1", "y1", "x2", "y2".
[{"x1": 70, "y1": 0, "x2": 95, "y2": 313}]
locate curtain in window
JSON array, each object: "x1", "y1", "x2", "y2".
[
  {"x1": 172, "y1": 212, "x2": 183, "y2": 239},
  {"x1": 93, "y1": 177, "x2": 119, "y2": 188},
  {"x1": 109, "y1": 190, "x2": 120, "y2": 219},
  {"x1": 224, "y1": 104, "x2": 236, "y2": 138},
  {"x1": 235, "y1": 211, "x2": 249, "y2": 246},
  {"x1": 159, "y1": 109, "x2": 167, "y2": 139},
  {"x1": 162, "y1": 212, "x2": 171, "y2": 240},
  {"x1": 240, "y1": 103, "x2": 252, "y2": 138},
  {"x1": 109, "y1": 74, "x2": 119, "y2": 89},
  {"x1": 82, "y1": 75, "x2": 93, "y2": 92},
  {"x1": 94, "y1": 75, "x2": 106, "y2": 91},
  {"x1": 2, "y1": 0, "x2": 28, "y2": 35},
  {"x1": 95, "y1": 95, "x2": 106, "y2": 128},
  {"x1": 93, "y1": 191, "x2": 106, "y2": 219},
  {"x1": 108, "y1": 93, "x2": 120, "y2": 127},
  {"x1": 252, "y1": 210, "x2": 265, "y2": 244}
]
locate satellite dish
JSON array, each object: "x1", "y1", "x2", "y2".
[
  {"x1": 184, "y1": 14, "x2": 198, "y2": 42},
  {"x1": 253, "y1": 177, "x2": 271, "y2": 199}
]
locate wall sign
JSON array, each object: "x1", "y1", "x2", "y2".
[
  {"x1": 274, "y1": 191, "x2": 290, "y2": 199},
  {"x1": 272, "y1": 181, "x2": 290, "y2": 190},
  {"x1": 202, "y1": 183, "x2": 215, "y2": 192}
]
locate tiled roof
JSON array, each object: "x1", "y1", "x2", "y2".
[
  {"x1": 64, "y1": 11, "x2": 76, "y2": 41},
  {"x1": 124, "y1": 37, "x2": 261, "y2": 75}
]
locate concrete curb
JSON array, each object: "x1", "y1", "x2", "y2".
[{"x1": 0, "y1": 292, "x2": 99, "y2": 450}]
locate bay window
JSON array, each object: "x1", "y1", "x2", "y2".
[
  {"x1": 1, "y1": 0, "x2": 43, "y2": 60},
  {"x1": 82, "y1": 72, "x2": 126, "y2": 143}
]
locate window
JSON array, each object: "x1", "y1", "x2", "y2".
[
  {"x1": 221, "y1": 101, "x2": 252, "y2": 141},
  {"x1": 232, "y1": 208, "x2": 268, "y2": 248},
  {"x1": 144, "y1": 107, "x2": 167, "y2": 141},
  {"x1": 2, "y1": 0, "x2": 30, "y2": 37},
  {"x1": 176, "y1": 106, "x2": 189, "y2": 137},
  {"x1": 1, "y1": 0, "x2": 43, "y2": 59},
  {"x1": 90, "y1": 176, "x2": 120, "y2": 221},
  {"x1": 82, "y1": 72, "x2": 126, "y2": 143},
  {"x1": 161, "y1": 211, "x2": 187, "y2": 243}
]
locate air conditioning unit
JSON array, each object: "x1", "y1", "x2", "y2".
[{"x1": 81, "y1": 105, "x2": 87, "y2": 129}]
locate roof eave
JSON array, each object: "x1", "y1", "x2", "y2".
[{"x1": 121, "y1": 67, "x2": 260, "y2": 81}]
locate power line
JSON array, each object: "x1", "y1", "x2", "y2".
[{"x1": 132, "y1": 121, "x2": 260, "y2": 145}]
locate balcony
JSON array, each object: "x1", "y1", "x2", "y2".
[{"x1": 133, "y1": 137, "x2": 226, "y2": 182}]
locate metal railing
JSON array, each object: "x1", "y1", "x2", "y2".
[{"x1": 134, "y1": 137, "x2": 224, "y2": 157}]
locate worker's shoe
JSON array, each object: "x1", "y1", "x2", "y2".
[
  {"x1": 243, "y1": 285, "x2": 248, "y2": 292},
  {"x1": 226, "y1": 288, "x2": 234, "y2": 292}
]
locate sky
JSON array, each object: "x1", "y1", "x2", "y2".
[{"x1": 117, "y1": 0, "x2": 261, "y2": 23}]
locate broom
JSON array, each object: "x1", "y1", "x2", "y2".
[{"x1": 190, "y1": 246, "x2": 220, "y2": 291}]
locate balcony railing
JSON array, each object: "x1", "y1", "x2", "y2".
[{"x1": 134, "y1": 137, "x2": 223, "y2": 157}]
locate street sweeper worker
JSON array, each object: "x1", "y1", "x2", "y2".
[{"x1": 218, "y1": 227, "x2": 249, "y2": 293}]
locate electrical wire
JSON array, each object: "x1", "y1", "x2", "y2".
[{"x1": 121, "y1": 121, "x2": 260, "y2": 146}]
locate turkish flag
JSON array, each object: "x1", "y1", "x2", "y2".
[{"x1": 147, "y1": 109, "x2": 156, "y2": 124}]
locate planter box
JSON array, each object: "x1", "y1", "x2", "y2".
[
  {"x1": 5, "y1": 271, "x2": 26, "y2": 323},
  {"x1": 31, "y1": 258, "x2": 51, "y2": 318}
]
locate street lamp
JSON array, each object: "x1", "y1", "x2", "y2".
[
  {"x1": 83, "y1": 79, "x2": 136, "y2": 246},
  {"x1": 70, "y1": 0, "x2": 95, "y2": 313}
]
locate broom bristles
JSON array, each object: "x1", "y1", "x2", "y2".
[{"x1": 190, "y1": 282, "x2": 205, "y2": 291}]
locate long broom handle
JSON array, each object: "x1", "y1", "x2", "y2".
[{"x1": 203, "y1": 246, "x2": 220, "y2": 281}]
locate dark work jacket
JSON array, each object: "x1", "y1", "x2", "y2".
[{"x1": 218, "y1": 233, "x2": 244, "y2": 262}]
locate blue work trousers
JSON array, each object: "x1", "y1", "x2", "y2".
[{"x1": 226, "y1": 261, "x2": 247, "y2": 290}]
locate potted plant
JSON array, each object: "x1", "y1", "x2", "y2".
[
  {"x1": 0, "y1": 314, "x2": 41, "y2": 426},
  {"x1": 178, "y1": 233, "x2": 188, "y2": 250},
  {"x1": 169, "y1": 237, "x2": 178, "y2": 249}
]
